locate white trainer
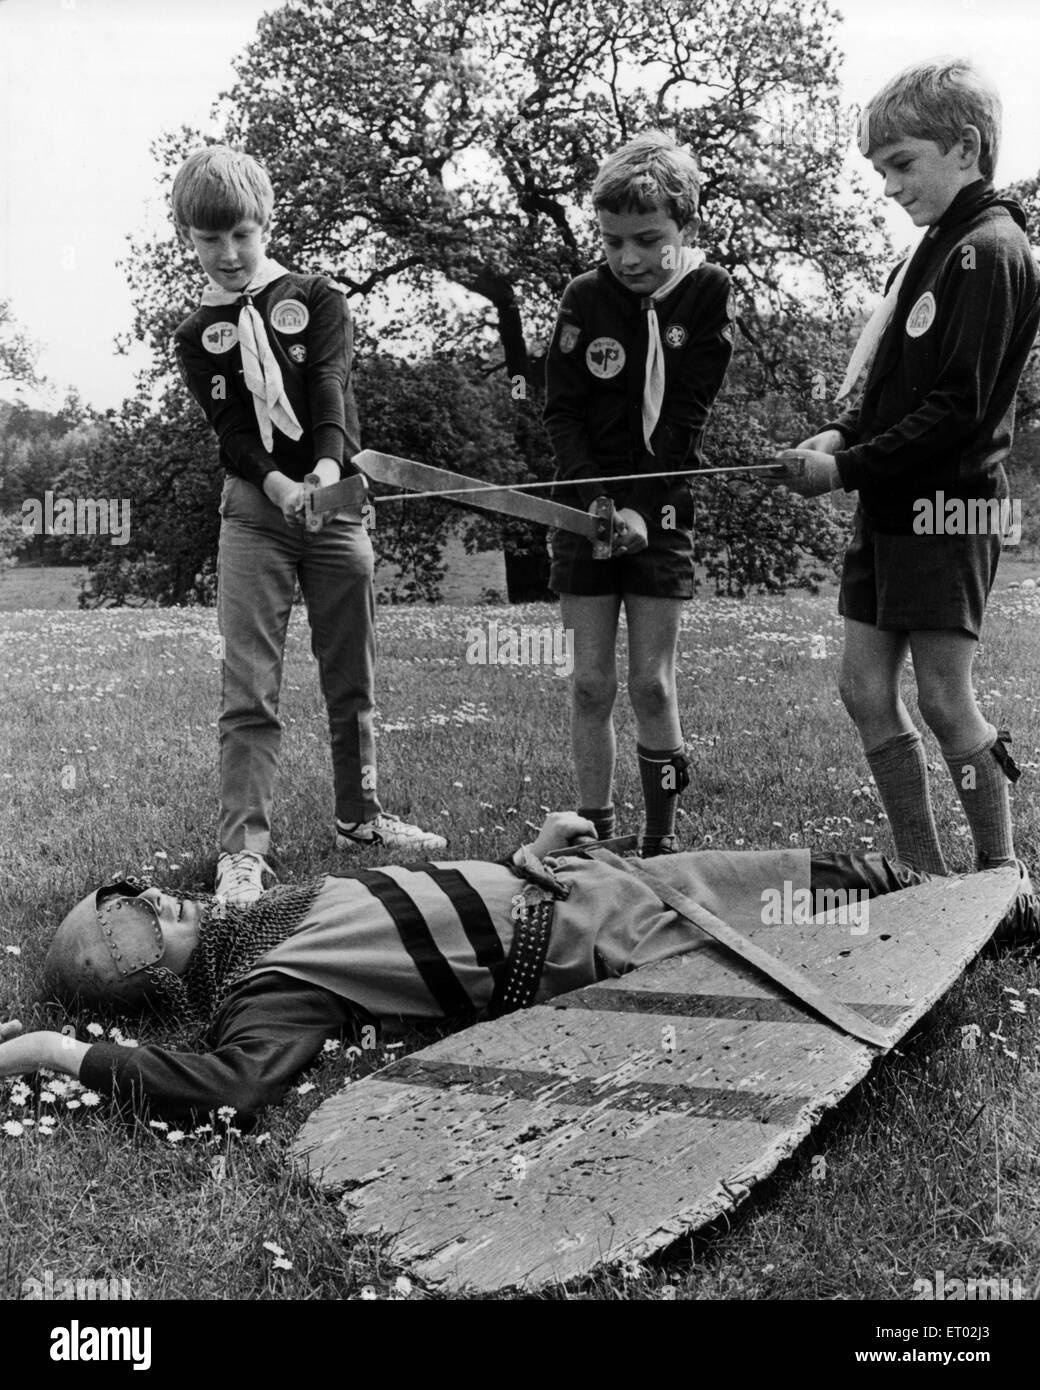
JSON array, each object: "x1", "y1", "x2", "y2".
[
  {"x1": 214, "y1": 850, "x2": 276, "y2": 906},
  {"x1": 335, "y1": 812, "x2": 447, "y2": 854}
]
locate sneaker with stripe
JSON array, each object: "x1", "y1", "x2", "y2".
[{"x1": 335, "y1": 812, "x2": 447, "y2": 854}]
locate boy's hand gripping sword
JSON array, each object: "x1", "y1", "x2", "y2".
[{"x1": 303, "y1": 451, "x2": 619, "y2": 557}]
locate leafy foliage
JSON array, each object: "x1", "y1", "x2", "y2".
[
  {"x1": 1004, "y1": 173, "x2": 1040, "y2": 430},
  {"x1": 0, "y1": 299, "x2": 42, "y2": 392},
  {"x1": 0, "y1": 512, "x2": 29, "y2": 570},
  {"x1": 693, "y1": 462, "x2": 851, "y2": 600},
  {"x1": 356, "y1": 353, "x2": 520, "y2": 602},
  {"x1": 109, "y1": 0, "x2": 882, "y2": 602},
  {"x1": 56, "y1": 389, "x2": 224, "y2": 607}
]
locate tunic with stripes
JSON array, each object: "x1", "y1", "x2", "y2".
[
  {"x1": 246, "y1": 849, "x2": 810, "y2": 1017},
  {"x1": 79, "y1": 847, "x2": 809, "y2": 1120}
]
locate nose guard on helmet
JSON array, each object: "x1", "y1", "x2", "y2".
[{"x1": 44, "y1": 878, "x2": 166, "y2": 1009}]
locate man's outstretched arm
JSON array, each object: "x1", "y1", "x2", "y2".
[
  {"x1": 0, "y1": 1019, "x2": 89, "y2": 1078},
  {"x1": 2, "y1": 976, "x2": 361, "y2": 1121}
]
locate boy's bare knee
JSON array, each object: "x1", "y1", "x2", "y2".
[
  {"x1": 573, "y1": 673, "x2": 617, "y2": 715},
  {"x1": 628, "y1": 673, "x2": 673, "y2": 719},
  {"x1": 838, "y1": 671, "x2": 873, "y2": 721},
  {"x1": 916, "y1": 688, "x2": 969, "y2": 745},
  {"x1": 839, "y1": 671, "x2": 902, "y2": 735}
]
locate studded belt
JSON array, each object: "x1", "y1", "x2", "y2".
[{"x1": 487, "y1": 882, "x2": 557, "y2": 1018}]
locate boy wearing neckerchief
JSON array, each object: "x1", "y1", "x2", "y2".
[
  {"x1": 172, "y1": 147, "x2": 446, "y2": 905},
  {"x1": 544, "y1": 131, "x2": 736, "y2": 857},
  {"x1": 772, "y1": 60, "x2": 1040, "y2": 884}
]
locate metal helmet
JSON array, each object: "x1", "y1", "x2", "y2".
[{"x1": 44, "y1": 879, "x2": 166, "y2": 1010}]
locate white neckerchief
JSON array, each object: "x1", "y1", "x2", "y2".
[
  {"x1": 642, "y1": 245, "x2": 704, "y2": 452},
  {"x1": 835, "y1": 237, "x2": 926, "y2": 402},
  {"x1": 201, "y1": 259, "x2": 303, "y2": 451}
]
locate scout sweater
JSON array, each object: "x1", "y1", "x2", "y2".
[
  {"x1": 174, "y1": 272, "x2": 363, "y2": 491},
  {"x1": 827, "y1": 182, "x2": 1040, "y2": 534},
  {"x1": 543, "y1": 261, "x2": 735, "y2": 518},
  {"x1": 78, "y1": 846, "x2": 805, "y2": 1120}
]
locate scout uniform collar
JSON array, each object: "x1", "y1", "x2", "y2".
[
  {"x1": 200, "y1": 258, "x2": 292, "y2": 307},
  {"x1": 596, "y1": 248, "x2": 705, "y2": 452},
  {"x1": 200, "y1": 258, "x2": 303, "y2": 451}
]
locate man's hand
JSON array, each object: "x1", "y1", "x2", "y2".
[
  {"x1": 0, "y1": 1021, "x2": 89, "y2": 1079},
  {"x1": 528, "y1": 812, "x2": 598, "y2": 859},
  {"x1": 767, "y1": 449, "x2": 842, "y2": 498},
  {"x1": 609, "y1": 507, "x2": 649, "y2": 556}
]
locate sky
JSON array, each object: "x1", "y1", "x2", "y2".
[{"x1": 0, "y1": 0, "x2": 1038, "y2": 412}]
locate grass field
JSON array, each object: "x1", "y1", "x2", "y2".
[{"x1": 1, "y1": 571, "x2": 1040, "y2": 1302}]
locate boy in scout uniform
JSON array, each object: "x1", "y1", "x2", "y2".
[
  {"x1": 544, "y1": 131, "x2": 735, "y2": 856},
  {"x1": 173, "y1": 147, "x2": 445, "y2": 904},
  {"x1": 773, "y1": 60, "x2": 1040, "y2": 881}
]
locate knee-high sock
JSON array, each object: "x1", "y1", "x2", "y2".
[
  {"x1": 637, "y1": 744, "x2": 686, "y2": 842},
  {"x1": 942, "y1": 726, "x2": 1016, "y2": 870},
  {"x1": 578, "y1": 805, "x2": 615, "y2": 840},
  {"x1": 865, "y1": 730, "x2": 948, "y2": 876}
]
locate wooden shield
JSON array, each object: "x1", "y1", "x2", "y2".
[{"x1": 292, "y1": 869, "x2": 1018, "y2": 1293}]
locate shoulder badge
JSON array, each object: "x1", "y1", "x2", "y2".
[
  {"x1": 270, "y1": 299, "x2": 310, "y2": 334},
  {"x1": 905, "y1": 291, "x2": 936, "y2": 338},
  {"x1": 202, "y1": 321, "x2": 238, "y2": 354},
  {"x1": 559, "y1": 322, "x2": 580, "y2": 354},
  {"x1": 586, "y1": 336, "x2": 626, "y2": 379}
]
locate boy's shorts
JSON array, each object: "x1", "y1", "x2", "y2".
[
  {"x1": 839, "y1": 510, "x2": 1001, "y2": 639},
  {"x1": 549, "y1": 500, "x2": 695, "y2": 598}
]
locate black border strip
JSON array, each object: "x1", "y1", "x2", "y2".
[
  {"x1": 379, "y1": 1056, "x2": 808, "y2": 1126},
  {"x1": 551, "y1": 988, "x2": 907, "y2": 1025}
]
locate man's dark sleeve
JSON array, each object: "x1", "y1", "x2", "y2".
[
  {"x1": 78, "y1": 974, "x2": 360, "y2": 1121},
  {"x1": 173, "y1": 328, "x2": 276, "y2": 491},
  {"x1": 305, "y1": 280, "x2": 362, "y2": 471}
]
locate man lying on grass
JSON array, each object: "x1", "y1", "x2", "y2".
[{"x1": 1, "y1": 813, "x2": 1035, "y2": 1121}]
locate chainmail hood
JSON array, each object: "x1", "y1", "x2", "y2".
[{"x1": 146, "y1": 880, "x2": 324, "y2": 1040}]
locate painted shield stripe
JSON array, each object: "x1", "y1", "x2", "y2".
[
  {"x1": 352, "y1": 871, "x2": 474, "y2": 1016},
  {"x1": 378, "y1": 1057, "x2": 808, "y2": 1126},
  {"x1": 551, "y1": 988, "x2": 906, "y2": 1026},
  {"x1": 414, "y1": 866, "x2": 508, "y2": 971}
]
